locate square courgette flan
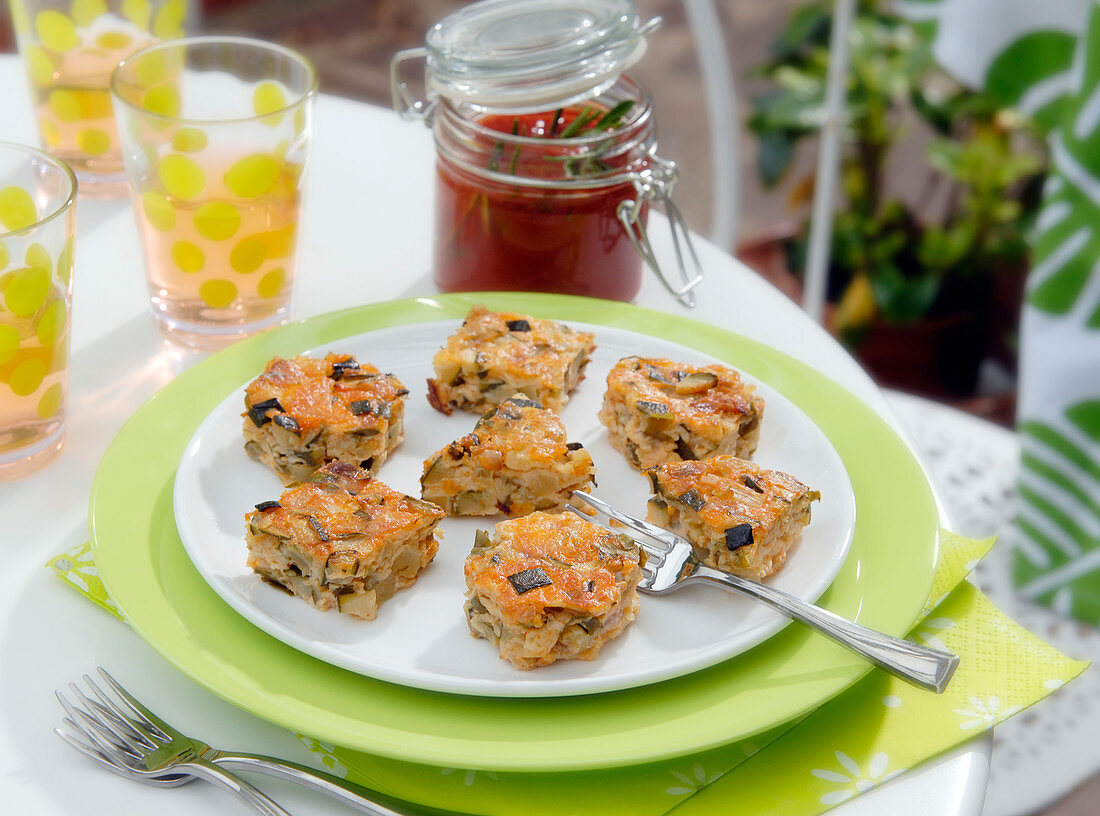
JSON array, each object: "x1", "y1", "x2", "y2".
[
  {"x1": 463, "y1": 511, "x2": 645, "y2": 669},
  {"x1": 245, "y1": 461, "x2": 445, "y2": 620},
  {"x1": 243, "y1": 353, "x2": 408, "y2": 483},
  {"x1": 421, "y1": 393, "x2": 596, "y2": 517},
  {"x1": 426, "y1": 306, "x2": 595, "y2": 415},
  {"x1": 645, "y1": 455, "x2": 818, "y2": 580},
  {"x1": 599, "y1": 356, "x2": 765, "y2": 470}
]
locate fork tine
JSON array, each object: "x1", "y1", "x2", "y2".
[
  {"x1": 55, "y1": 725, "x2": 190, "y2": 788},
  {"x1": 571, "y1": 492, "x2": 677, "y2": 553},
  {"x1": 564, "y1": 504, "x2": 600, "y2": 525},
  {"x1": 57, "y1": 692, "x2": 135, "y2": 764},
  {"x1": 82, "y1": 675, "x2": 158, "y2": 748},
  {"x1": 96, "y1": 668, "x2": 172, "y2": 740},
  {"x1": 564, "y1": 504, "x2": 655, "y2": 550},
  {"x1": 58, "y1": 717, "x2": 101, "y2": 754},
  {"x1": 55, "y1": 725, "x2": 131, "y2": 773},
  {"x1": 57, "y1": 690, "x2": 136, "y2": 766},
  {"x1": 69, "y1": 681, "x2": 152, "y2": 755},
  {"x1": 565, "y1": 504, "x2": 664, "y2": 562}
]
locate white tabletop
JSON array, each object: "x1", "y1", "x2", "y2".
[{"x1": 0, "y1": 54, "x2": 989, "y2": 816}]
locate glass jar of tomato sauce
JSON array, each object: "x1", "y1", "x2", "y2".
[{"x1": 391, "y1": 0, "x2": 702, "y2": 306}]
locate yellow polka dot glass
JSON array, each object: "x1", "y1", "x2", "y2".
[
  {"x1": 111, "y1": 37, "x2": 316, "y2": 348},
  {"x1": 0, "y1": 142, "x2": 77, "y2": 480},
  {"x1": 8, "y1": 0, "x2": 187, "y2": 197}
]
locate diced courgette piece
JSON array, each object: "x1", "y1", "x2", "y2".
[
  {"x1": 465, "y1": 594, "x2": 489, "y2": 616},
  {"x1": 273, "y1": 414, "x2": 301, "y2": 433},
  {"x1": 247, "y1": 397, "x2": 283, "y2": 427},
  {"x1": 507, "y1": 567, "x2": 553, "y2": 594},
  {"x1": 568, "y1": 349, "x2": 587, "y2": 383},
  {"x1": 338, "y1": 590, "x2": 377, "y2": 617},
  {"x1": 288, "y1": 575, "x2": 322, "y2": 605},
  {"x1": 678, "y1": 489, "x2": 706, "y2": 511},
  {"x1": 575, "y1": 615, "x2": 603, "y2": 634},
  {"x1": 437, "y1": 363, "x2": 461, "y2": 387},
  {"x1": 422, "y1": 455, "x2": 446, "y2": 484},
  {"x1": 329, "y1": 358, "x2": 360, "y2": 380},
  {"x1": 675, "y1": 372, "x2": 718, "y2": 394},
  {"x1": 595, "y1": 533, "x2": 637, "y2": 560},
  {"x1": 391, "y1": 546, "x2": 422, "y2": 576},
  {"x1": 674, "y1": 437, "x2": 697, "y2": 460},
  {"x1": 281, "y1": 544, "x2": 317, "y2": 574},
  {"x1": 324, "y1": 550, "x2": 359, "y2": 581},
  {"x1": 505, "y1": 395, "x2": 541, "y2": 409},
  {"x1": 636, "y1": 400, "x2": 672, "y2": 419},
  {"x1": 453, "y1": 491, "x2": 488, "y2": 515},
  {"x1": 308, "y1": 516, "x2": 332, "y2": 542},
  {"x1": 725, "y1": 523, "x2": 754, "y2": 550}
]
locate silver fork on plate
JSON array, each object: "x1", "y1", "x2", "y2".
[
  {"x1": 568, "y1": 491, "x2": 959, "y2": 693},
  {"x1": 54, "y1": 669, "x2": 412, "y2": 816}
]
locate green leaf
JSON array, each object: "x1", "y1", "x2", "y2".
[
  {"x1": 926, "y1": 140, "x2": 963, "y2": 178},
  {"x1": 757, "y1": 131, "x2": 796, "y2": 187},
  {"x1": 870, "y1": 266, "x2": 942, "y2": 323},
  {"x1": 910, "y1": 88, "x2": 955, "y2": 135},
  {"x1": 769, "y1": 4, "x2": 830, "y2": 62}
]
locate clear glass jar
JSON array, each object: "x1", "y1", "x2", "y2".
[
  {"x1": 392, "y1": 0, "x2": 702, "y2": 306},
  {"x1": 434, "y1": 75, "x2": 657, "y2": 300}
]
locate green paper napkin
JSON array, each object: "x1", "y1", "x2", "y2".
[{"x1": 48, "y1": 531, "x2": 1087, "y2": 816}]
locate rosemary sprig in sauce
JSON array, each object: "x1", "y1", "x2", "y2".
[
  {"x1": 487, "y1": 100, "x2": 636, "y2": 176},
  {"x1": 508, "y1": 118, "x2": 521, "y2": 175}
]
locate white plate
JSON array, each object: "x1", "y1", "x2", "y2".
[{"x1": 174, "y1": 320, "x2": 856, "y2": 697}]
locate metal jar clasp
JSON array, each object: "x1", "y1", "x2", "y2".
[
  {"x1": 390, "y1": 48, "x2": 435, "y2": 122},
  {"x1": 618, "y1": 153, "x2": 704, "y2": 308}
]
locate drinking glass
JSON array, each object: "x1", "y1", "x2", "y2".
[
  {"x1": 0, "y1": 142, "x2": 77, "y2": 479},
  {"x1": 110, "y1": 37, "x2": 316, "y2": 348},
  {"x1": 8, "y1": 0, "x2": 187, "y2": 197}
]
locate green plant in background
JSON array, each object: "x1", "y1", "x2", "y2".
[{"x1": 748, "y1": 0, "x2": 1047, "y2": 348}]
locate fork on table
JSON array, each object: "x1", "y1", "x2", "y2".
[
  {"x1": 568, "y1": 491, "x2": 959, "y2": 693},
  {"x1": 55, "y1": 668, "x2": 419, "y2": 815}
]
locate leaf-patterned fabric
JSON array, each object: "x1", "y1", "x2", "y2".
[{"x1": 906, "y1": 0, "x2": 1100, "y2": 622}]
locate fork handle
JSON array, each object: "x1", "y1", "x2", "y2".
[
  {"x1": 693, "y1": 565, "x2": 960, "y2": 692},
  {"x1": 212, "y1": 753, "x2": 410, "y2": 816},
  {"x1": 185, "y1": 757, "x2": 294, "y2": 816}
]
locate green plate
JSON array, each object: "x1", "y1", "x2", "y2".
[{"x1": 89, "y1": 293, "x2": 938, "y2": 772}]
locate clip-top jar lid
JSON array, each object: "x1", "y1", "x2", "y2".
[{"x1": 425, "y1": 0, "x2": 655, "y2": 112}]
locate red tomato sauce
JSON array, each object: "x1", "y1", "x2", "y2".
[{"x1": 433, "y1": 107, "x2": 646, "y2": 301}]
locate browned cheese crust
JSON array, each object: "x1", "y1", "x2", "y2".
[
  {"x1": 421, "y1": 394, "x2": 596, "y2": 517},
  {"x1": 243, "y1": 353, "x2": 408, "y2": 483},
  {"x1": 645, "y1": 455, "x2": 819, "y2": 580},
  {"x1": 245, "y1": 461, "x2": 445, "y2": 620},
  {"x1": 426, "y1": 305, "x2": 596, "y2": 415},
  {"x1": 598, "y1": 356, "x2": 765, "y2": 470},
  {"x1": 463, "y1": 511, "x2": 644, "y2": 669}
]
